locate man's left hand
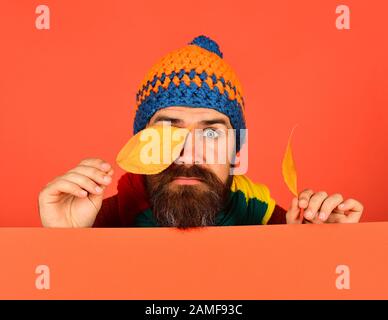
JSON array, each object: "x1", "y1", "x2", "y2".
[{"x1": 286, "y1": 189, "x2": 363, "y2": 224}]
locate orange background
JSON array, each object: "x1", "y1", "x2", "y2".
[
  {"x1": 0, "y1": 223, "x2": 387, "y2": 299},
  {"x1": 0, "y1": 0, "x2": 387, "y2": 226}
]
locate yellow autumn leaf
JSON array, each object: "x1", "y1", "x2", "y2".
[
  {"x1": 116, "y1": 124, "x2": 189, "y2": 175},
  {"x1": 282, "y1": 125, "x2": 299, "y2": 197}
]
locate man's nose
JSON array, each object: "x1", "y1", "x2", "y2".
[{"x1": 175, "y1": 131, "x2": 203, "y2": 165}]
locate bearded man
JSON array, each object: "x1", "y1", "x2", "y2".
[{"x1": 38, "y1": 35, "x2": 363, "y2": 228}]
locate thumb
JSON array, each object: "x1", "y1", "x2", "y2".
[
  {"x1": 86, "y1": 168, "x2": 114, "y2": 213},
  {"x1": 87, "y1": 185, "x2": 107, "y2": 213},
  {"x1": 286, "y1": 197, "x2": 301, "y2": 224}
]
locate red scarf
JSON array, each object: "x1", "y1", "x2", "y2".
[{"x1": 115, "y1": 173, "x2": 149, "y2": 226}]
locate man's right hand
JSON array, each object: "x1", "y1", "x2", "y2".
[{"x1": 38, "y1": 158, "x2": 114, "y2": 228}]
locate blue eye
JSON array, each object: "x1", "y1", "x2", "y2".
[{"x1": 203, "y1": 128, "x2": 219, "y2": 139}]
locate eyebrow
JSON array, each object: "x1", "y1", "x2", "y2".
[
  {"x1": 199, "y1": 118, "x2": 230, "y2": 127},
  {"x1": 152, "y1": 116, "x2": 183, "y2": 124},
  {"x1": 152, "y1": 115, "x2": 230, "y2": 128}
]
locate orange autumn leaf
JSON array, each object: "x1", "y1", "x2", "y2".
[
  {"x1": 282, "y1": 125, "x2": 299, "y2": 197},
  {"x1": 116, "y1": 124, "x2": 189, "y2": 175}
]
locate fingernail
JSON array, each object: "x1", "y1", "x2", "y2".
[
  {"x1": 95, "y1": 186, "x2": 103, "y2": 193},
  {"x1": 304, "y1": 210, "x2": 313, "y2": 219},
  {"x1": 339, "y1": 204, "x2": 345, "y2": 209},
  {"x1": 79, "y1": 190, "x2": 87, "y2": 197},
  {"x1": 103, "y1": 175, "x2": 112, "y2": 183},
  {"x1": 101, "y1": 163, "x2": 111, "y2": 171},
  {"x1": 319, "y1": 212, "x2": 326, "y2": 220}
]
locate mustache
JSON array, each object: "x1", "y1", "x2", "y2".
[{"x1": 154, "y1": 163, "x2": 221, "y2": 184}]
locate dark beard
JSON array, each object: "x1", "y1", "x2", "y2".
[{"x1": 145, "y1": 164, "x2": 231, "y2": 229}]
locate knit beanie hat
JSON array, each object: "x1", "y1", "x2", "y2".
[{"x1": 133, "y1": 35, "x2": 246, "y2": 150}]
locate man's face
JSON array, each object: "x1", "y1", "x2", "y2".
[{"x1": 144, "y1": 106, "x2": 235, "y2": 228}]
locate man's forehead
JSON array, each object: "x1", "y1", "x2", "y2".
[{"x1": 150, "y1": 106, "x2": 231, "y2": 124}]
